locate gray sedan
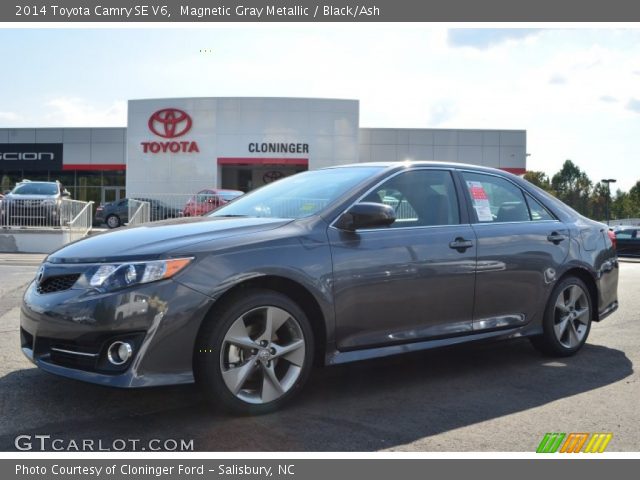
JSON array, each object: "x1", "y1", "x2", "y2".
[
  {"x1": 94, "y1": 197, "x2": 182, "y2": 228},
  {"x1": 21, "y1": 162, "x2": 618, "y2": 414}
]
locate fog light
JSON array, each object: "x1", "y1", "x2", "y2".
[{"x1": 107, "y1": 341, "x2": 133, "y2": 366}]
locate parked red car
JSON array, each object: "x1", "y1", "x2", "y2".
[{"x1": 182, "y1": 189, "x2": 243, "y2": 216}]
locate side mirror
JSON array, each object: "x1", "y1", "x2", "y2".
[
  {"x1": 335, "y1": 202, "x2": 396, "y2": 232},
  {"x1": 62, "y1": 189, "x2": 71, "y2": 197}
]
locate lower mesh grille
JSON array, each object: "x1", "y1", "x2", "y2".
[
  {"x1": 49, "y1": 346, "x2": 99, "y2": 370},
  {"x1": 37, "y1": 274, "x2": 81, "y2": 294}
]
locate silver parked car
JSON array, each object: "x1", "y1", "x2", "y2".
[{"x1": 1, "y1": 180, "x2": 71, "y2": 227}]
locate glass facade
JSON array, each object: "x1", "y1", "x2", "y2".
[{"x1": 0, "y1": 169, "x2": 125, "y2": 204}]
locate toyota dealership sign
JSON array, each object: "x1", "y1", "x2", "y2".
[
  {"x1": 126, "y1": 97, "x2": 361, "y2": 197},
  {"x1": 140, "y1": 108, "x2": 200, "y2": 153}
]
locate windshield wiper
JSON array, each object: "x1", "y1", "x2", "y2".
[{"x1": 214, "y1": 214, "x2": 250, "y2": 218}]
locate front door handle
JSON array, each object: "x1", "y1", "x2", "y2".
[
  {"x1": 547, "y1": 232, "x2": 567, "y2": 244},
  {"x1": 449, "y1": 237, "x2": 473, "y2": 252}
]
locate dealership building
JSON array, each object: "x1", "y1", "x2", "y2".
[{"x1": 0, "y1": 97, "x2": 527, "y2": 205}]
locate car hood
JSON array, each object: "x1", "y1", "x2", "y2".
[
  {"x1": 5, "y1": 194, "x2": 56, "y2": 201},
  {"x1": 47, "y1": 216, "x2": 292, "y2": 263}
]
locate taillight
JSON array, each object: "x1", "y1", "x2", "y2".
[{"x1": 607, "y1": 230, "x2": 617, "y2": 250}]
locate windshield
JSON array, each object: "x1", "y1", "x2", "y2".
[
  {"x1": 211, "y1": 167, "x2": 383, "y2": 219},
  {"x1": 12, "y1": 182, "x2": 58, "y2": 195}
]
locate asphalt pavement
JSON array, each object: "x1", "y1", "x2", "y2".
[{"x1": 0, "y1": 254, "x2": 637, "y2": 451}]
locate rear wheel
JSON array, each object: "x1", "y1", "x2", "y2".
[
  {"x1": 530, "y1": 276, "x2": 592, "y2": 356},
  {"x1": 195, "y1": 289, "x2": 314, "y2": 414}
]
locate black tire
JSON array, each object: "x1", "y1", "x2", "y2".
[
  {"x1": 195, "y1": 289, "x2": 315, "y2": 415},
  {"x1": 530, "y1": 276, "x2": 593, "y2": 357},
  {"x1": 106, "y1": 214, "x2": 121, "y2": 229}
]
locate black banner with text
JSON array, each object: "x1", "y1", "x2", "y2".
[{"x1": 4, "y1": 0, "x2": 640, "y2": 22}]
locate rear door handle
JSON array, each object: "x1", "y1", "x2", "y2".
[
  {"x1": 449, "y1": 237, "x2": 474, "y2": 252},
  {"x1": 547, "y1": 232, "x2": 567, "y2": 244}
]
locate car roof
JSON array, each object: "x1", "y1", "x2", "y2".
[
  {"x1": 325, "y1": 160, "x2": 520, "y2": 176},
  {"x1": 16, "y1": 180, "x2": 59, "y2": 185},
  {"x1": 198, "y1": 189, "x2": 243, "y2": 193}
]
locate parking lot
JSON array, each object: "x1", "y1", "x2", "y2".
[{"x1": 0, "y1": 254, "x2": 638, "y2": 452}]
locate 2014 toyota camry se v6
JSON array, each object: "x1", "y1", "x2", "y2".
[{"x1": 21, "y1": 162, "x2": 619, "y2": 413}]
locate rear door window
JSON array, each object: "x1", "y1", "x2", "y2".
[
  {"x1": 525, "y1": 194, "x2": 555, "y2": 221},
  {"x1": 461, "y1": 172, "x2": 530, "y2": 223}
]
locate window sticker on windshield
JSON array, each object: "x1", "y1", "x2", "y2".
[{"x1": 466, "y1": 181, "x2": 493, "y2": 222}]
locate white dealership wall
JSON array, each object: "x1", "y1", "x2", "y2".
[
  {"x1": 0, "y1": 127, "x2": 126, "y2": 168},
  {"x1": 2, "y1": 97, "x2": 527, "y2": 197},
  {"x1": 359, "y1": 128, "x2": 527, "y2": 170}
]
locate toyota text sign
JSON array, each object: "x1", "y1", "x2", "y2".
[{"x1": 141, "y1": 108, "x2": 200, "y2": 153}]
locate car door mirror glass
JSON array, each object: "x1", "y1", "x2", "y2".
[{"x1": 335, "y1": 202, "x2": 396, "y2": 232}]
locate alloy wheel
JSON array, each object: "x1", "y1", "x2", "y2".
[
  {"x1": 553, "y1": 284, "x2": 590, "y2": 349},
  {"x1": 220, "y1": 306, "x2": 306, "y2": 405}
]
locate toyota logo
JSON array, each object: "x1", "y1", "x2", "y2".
[
  {"x1": 148, "y1": 108, "x2": 193, "y2": 139},
  {"x1": 263, "y1": 171, "x2": 284, "y2": 184}
]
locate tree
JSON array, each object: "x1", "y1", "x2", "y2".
[
  {"x1": 523, "y1": 171, "x2": 553, "y2": 193},
  {"x1": 588, "y1": 182, "x2": 609, "y2": 221},
  {"x1": 612, "y1": 181, "x2": 640, "y2": 219},
  {"x1": 611, "y1": 190, "x2": 631, "y2": 219},
  {"x1": 551, "y1": 160, "x2": 592, "y2": 215},
  {"x1": 629, "y1": 180, "x2": 640, "y2": 211},
  {"x1": 526, "y1": 160, "x2": 640, "y2": 221}
]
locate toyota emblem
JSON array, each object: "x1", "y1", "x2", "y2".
[
  {"x1": 148, "y1": 108, "x2": 193, "y2": 139},
  {"x1": 263, "y1": 171, "x2": 284, "y2": 184}
]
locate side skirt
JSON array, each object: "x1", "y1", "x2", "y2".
[{"x1": 325, "y1": 327, "x2": 530, "y2": 366}]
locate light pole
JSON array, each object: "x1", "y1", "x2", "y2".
[{"x1": 601, "y1": 178, "x2": 617, "y2": 225}]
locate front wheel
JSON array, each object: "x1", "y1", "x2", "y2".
[
  {"x1": 106, "y1": 214, "x2": 121, "y2": 229},
  {"x1": 195, "y1": 289, "x2": 314, "y2": 414},
  {"x1": 530, "y1": 276, "x2": 593, "y2": 357}
]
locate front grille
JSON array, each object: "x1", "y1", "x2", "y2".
[
  {"x1": 37, "y1": 274, "x2": 80, "y2": 294},
  {"x1": 13, "y1": 199, "x2": 41, "y2": 208}
]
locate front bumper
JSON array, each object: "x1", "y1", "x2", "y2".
[{"x1": 20, "y1": 274, "x2": 214, "y2": 387}]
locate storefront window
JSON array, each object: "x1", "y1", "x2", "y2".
[
  {"x1": 103, "y1": 171, "x2": 125, "y2": 186},
  {"x1": 1, "y1": 172, "x2": 22, "y2": 193},
  {"x1": 0, "y1": 168, "x2": 125, "y2": 202},
  {"x1": 22, "y1": 171, "x2": 51, "y2": 182},
  {"x1": 55, "y1": 172, "x2": 76, "y2": 189},
  {"x1": 77, "y1": 172, "x2": 102, "y2": 201},
  {"x1": 81, "y1": 187, "x2": 103, "y2": 206}
]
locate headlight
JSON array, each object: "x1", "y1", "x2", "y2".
[
  {"x1": 40, "y1": 199, "x2": 56, "y2": 207},
  {"x1": 88, "y1": 258, "x2": 193, "y2": 292}
]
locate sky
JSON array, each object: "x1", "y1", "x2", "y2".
[{"x1": 0, "y1": 26, "x2": 638, "y2": 191}]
